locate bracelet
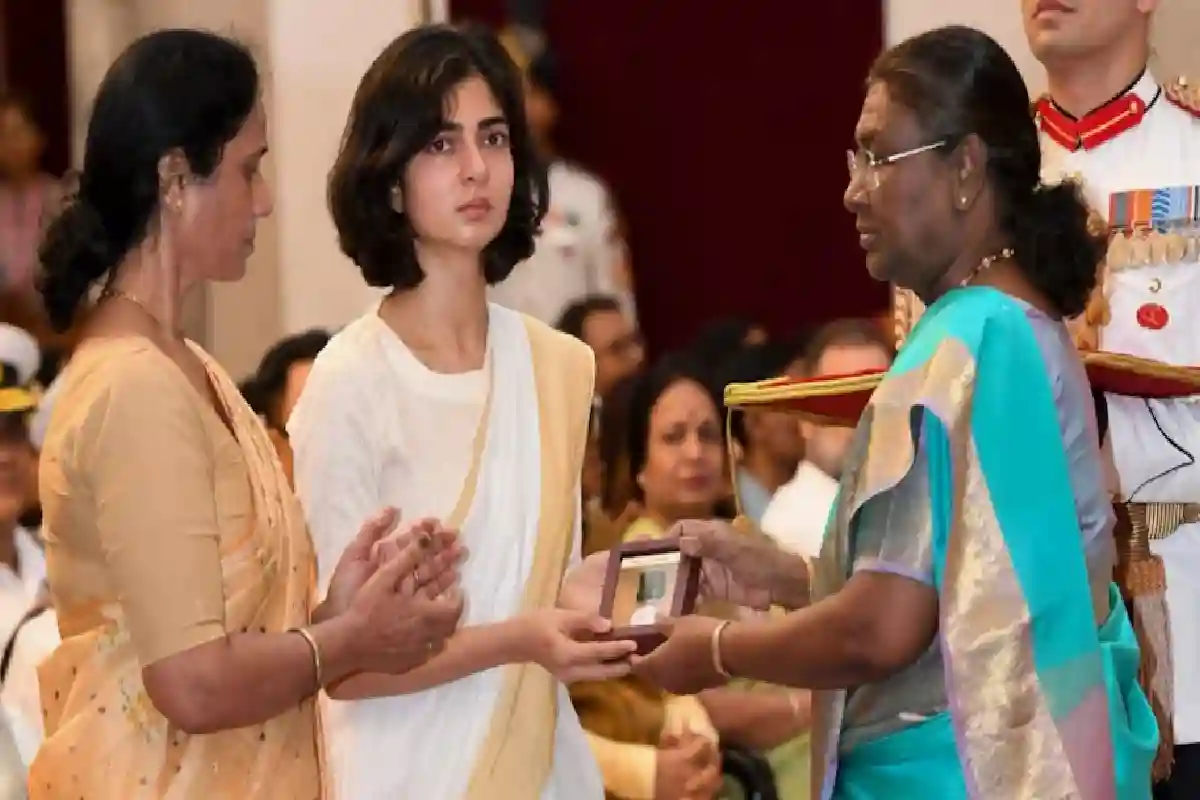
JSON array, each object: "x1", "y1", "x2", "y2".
[
  {"x1": 711, "y1": 620, "x2": 733, "y2": 679},
  {"x1": 292, "y1": 627, "x2": 324, "y2": 689}
]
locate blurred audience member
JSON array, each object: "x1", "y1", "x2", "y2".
[
  {"x1": 490, "y1": 37, "x2": 636, "y2": 324},
  {"x1": 0, "y1": 95, "x2": 67, "y2": 355},
  {"x1": 251, "y1": 328, "x2": 330, "y2": 434},
  {"x1": 587, "y1": 374, "x2": 642, "y2": 556},
  {"x1": 721, "y1": 342, "x2": 805, "y2": 526},
  {"x1": 0, "y1": 95, "x2": 60, "y2": 299},
  {"x1": 623, "y1": 355, "x2": 726, "y2": 540},
  {"x1": 0, "y1": 326, "x2": 45, "y2": 637},
  {"x1": 240, "y1": 329, "x2": 330, "y2": 485},
  {"x1": 558, "y1": 295, "x2": 644, "y2": 400},
  {"x1": 621, "y1": 355, "x2": 807, "y2": 797},
  {"x1": 689, "y1": 318, "x2": 768, "y2": 375},
  {"x1": 0, "y1": 325, "x2": 51, "y2": 770},
  {"x1": 574, "y1": 356, "x2": 724, "y2": 800},
  {"x1": 760, "y1": 320, "x2": 893, "y2": 557}
]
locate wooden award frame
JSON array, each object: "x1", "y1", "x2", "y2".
[{"x1": 597, "y1": 536, "x2": 700, "y2": 656}]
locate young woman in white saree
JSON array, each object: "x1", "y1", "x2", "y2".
[{"x1": 289, "y1": 25, "x2": 637, "y2": 800}]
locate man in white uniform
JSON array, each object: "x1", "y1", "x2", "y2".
[
  {"x1": 1023, "y1": 1, "x2": 1200, "y2": 794},
  {"x1": 490, "y1": 37, "x2": 636, "y2": 325},
  {"x1": 0, "y1": 325, "x2": 46, "y2": 642},
  {"x1": 0, "y1": 324, "x2": 50, "y2": 784},
  {"x1": 760, "y1": 321, "x2": 893, "y2": 558}
]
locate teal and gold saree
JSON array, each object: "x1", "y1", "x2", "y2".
[{"x1": 807, "y1": 287, "x2": 1157, "y2": 798}]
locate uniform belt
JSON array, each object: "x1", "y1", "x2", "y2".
[
  {"x1": 1122, "y1": 501, "x2": 1200, "y2": 550},
  {"x1": 1111, "y1": 500, "x2": 1183, "y2": 781}
]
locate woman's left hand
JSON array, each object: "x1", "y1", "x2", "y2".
[
  {"x1": 323, "y1": 507, "x2": 403, "y2": 617},
  {"x1": 633, "y1": 615, "x2": 730, "y2": 695}
]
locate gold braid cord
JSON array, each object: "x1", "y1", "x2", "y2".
[
  {"x1": 1081, "y1": 351, "x2": 1200, "y2": 389},
  {"x1": 724, "y1": 373, "x2": 882, "y2": 410},
  {"x1": 1114, "y1": 502, "x2": 1176, "y2": 781}
]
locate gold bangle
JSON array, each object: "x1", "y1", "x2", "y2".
[
  {"x1": 711, "y1": 620, "x2": 733, "y2": 679},
  {"x1": 292, "y1": 627, "x2": 323, "y2": 689}
]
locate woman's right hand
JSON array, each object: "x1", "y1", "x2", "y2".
[
  {"x1": 655, "y1": 732, "x2": 722, "y2": 800},
  {"x1": 342, "y1": 528, "x2": 466, "y2": 675},
  {"x1": 519, "y1": 609, "x2": 637, "y2": 683},
  {"x1": 671, "y1": 518, "x2": 809, "y2": 610}
]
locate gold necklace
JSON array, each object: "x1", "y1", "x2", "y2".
[
  {"x1": 959, "y1": 247, "x2": 1015, "y2": 287},
  {"x1": 101, "y1": 286, "x2": 183, "y2": 338}
]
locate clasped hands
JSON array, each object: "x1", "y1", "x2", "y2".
[
  {"x1": 321, "y1": 508, "x2": 640, "y2": 683},
  {"x1": 322, "y1": 507, "x2": 467, "y2": 676}
]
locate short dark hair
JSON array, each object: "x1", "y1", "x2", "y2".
[
  {"x1": 556, "y1": 294, "x2": 622, "y2": 342},
  {"x1": 239, "y1": 377, "x2": 269, "y2": 418},
  {"x1": 870, "y1": 26, "x2": 1105, "y2": 318},
  {"x1": 328, "y1": 24, "x2": 548, "y2": 291},
  {"x1": 802, "y1": 319, "x2": 894, "y2": 376},
  {"x1": 597, "y1": 373, "x2": 637, "y2": 515},
  {"x1": 38, "y1": 29, "x2": 260, "y2": 332},
  {"x1": 255, "y1": 329, "x2": 330, "y2": 396},
  {"x1": 719, "y1": 341, "x2": 802, "y2": 447},
  {"x1": 689, "y1": 317, "x2": 764, "y2": 371},
  {"x1": 253, "y1": 329, "x2": 330, "y2": 429}
]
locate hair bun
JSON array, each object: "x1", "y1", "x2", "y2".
[
  {"x1": 1009, "y1": 179, "x2": 1105, "y2": 319},
  {"x1": 37, "y1": 192, "x2": 118, "y2": 332}
]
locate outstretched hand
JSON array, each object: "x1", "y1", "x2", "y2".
[
  {"x1": 522, "y1": 609, "x2": 638, "y2": 683},
  {"x1": 671, "y1": 519, "x2": 807, "y2": 610},
  {"x1": 632, "y1": 615, "x2": 729, "y2": 696}
]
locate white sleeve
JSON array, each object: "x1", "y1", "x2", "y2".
[
  {"x1": 0, "y1": 609, "x2": 58, "y2": 766},
  {"x1": 581, "y1": 186, "x2": 621, "y2": 297},
  {"x1": 287, "y1": 351, "x2": 381, "y2": 598}
]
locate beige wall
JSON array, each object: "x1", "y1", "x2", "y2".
[
  {"x1": 885, "y1": 0, "x2": 1200, "y2": 93},
  {"x1": 65, "y1": 0, "x2": 277, "y2": 378},
  {"x1": 64, "y1": 0, "x2": 443, "y2": 378},
  {"x1": 1153, "y1": 0, "x2": 1200, "y2": 82},
  {"x1": 268, "y1": 0, "x2": 434, "y2": 339}
]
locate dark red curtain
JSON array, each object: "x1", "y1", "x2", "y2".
[
  {"x1": 0, "y1": 0, "x2": 70, "y2": 177},
  {"x1": 459, "y1": 3, "x2": 887, "y2": 351}
]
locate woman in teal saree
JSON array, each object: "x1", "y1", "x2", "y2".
[{"x1": 629, "y1": 25, "x2": 1158, "y2": 799}]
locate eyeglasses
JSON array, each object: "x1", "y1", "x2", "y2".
[{"x1": 846, "y1": 140, "x2": 947, "y2": 191}]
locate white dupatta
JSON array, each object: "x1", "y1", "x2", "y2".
[{"x1": 314, "y1": 306, "x2": 600, "y2": 800}]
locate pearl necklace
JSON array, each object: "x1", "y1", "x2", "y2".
[{"x1": 959, "y1": 247, "x2": 1015, "y2": 287}]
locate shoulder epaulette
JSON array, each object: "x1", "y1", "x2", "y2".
[{"x1": 1165, "y1": 77, "x2": 1200, "y2": 119}]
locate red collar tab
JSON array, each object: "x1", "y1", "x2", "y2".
[{"x1": 1035, "y1": 90, "x2": 1148, "y2": 152}]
